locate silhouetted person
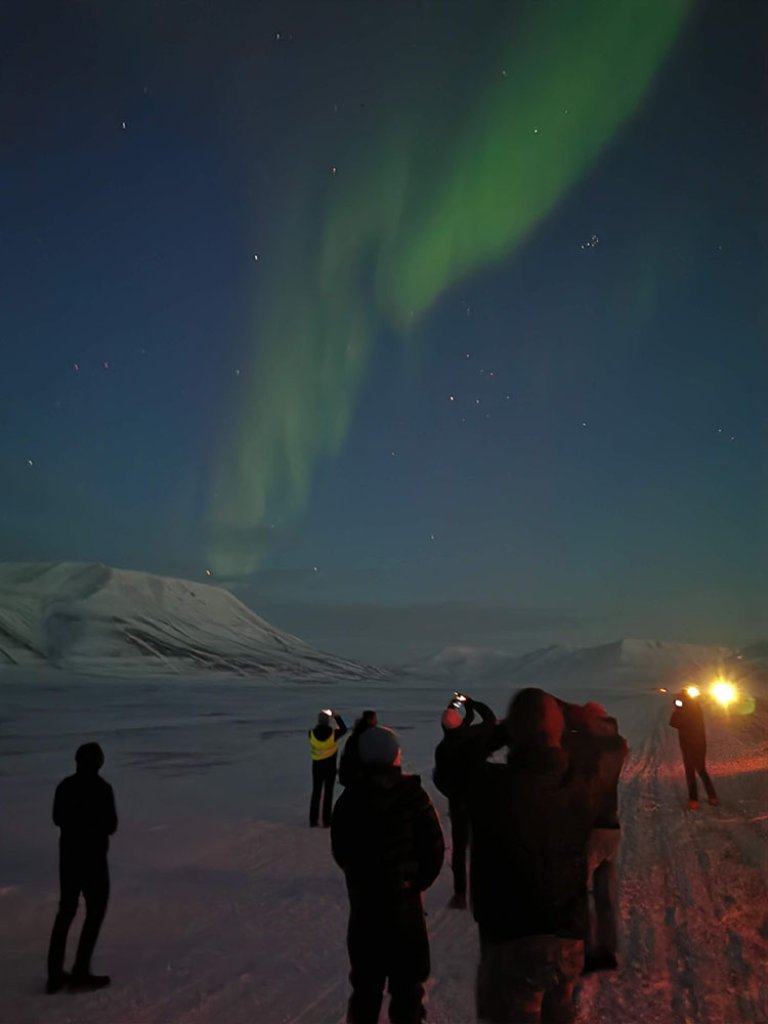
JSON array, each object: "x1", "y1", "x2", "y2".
[
  {"x1": 309, "y1": 709, "x2": 347, "y2": 827},
  {"x1": 434, "y1": 694, "x2": 496, "y2": 909},
  {"x1": 670, "y1": 691, "x2": 717, "y2": 809},
  {"x1": 561, "y1": 701, "x2": 628, "y2": 973},
  {"x1": 434, "y1": 688, "x2": 594, "y2": 1024},
  {"x1": 46, "y1": 742, "x2": 117, "y2": 993},
  {"x1": 339, "y1": 710, "x2": 378, "y2": 787},
  {"x1": 332, "y1": 726, "x2": 444, "y2": 1024}
]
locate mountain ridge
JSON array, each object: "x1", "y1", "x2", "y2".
[
  {"x1": 416, "y1": 636, "x2": 735, "y2": 685},
  {"x1": 0, "y1": 562, "x2": 379, "y2": 679}
]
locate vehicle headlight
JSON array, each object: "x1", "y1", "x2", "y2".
[{"x1": 711, "y1": 680, "x2": 737, "y2": 706}]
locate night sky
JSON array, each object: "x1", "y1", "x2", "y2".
[{"x1": 2, "y1": 1, "x2": 765, "y2": 662}]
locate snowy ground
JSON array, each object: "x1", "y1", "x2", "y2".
[{"x1": 1, "y1": 668, "x2": 766, "y2": 1024}]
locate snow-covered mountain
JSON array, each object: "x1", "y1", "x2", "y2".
[
  {"x1": 418, "y1": 637, "x2": 734, "y2": 688},
  {"x1": 0, "y1": 562, "x2": 380, "y2": 679}
]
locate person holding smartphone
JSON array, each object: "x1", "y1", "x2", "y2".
[
  {"x1": 308, "y1": 709, "x2": 347, "y2": 827},
  {"x1": 434, "y1": 693, "x2": 497, "y2": 909}
]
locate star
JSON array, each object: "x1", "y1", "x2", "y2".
[
  {"x1": 448, "y1": 395, "x2": 455, "y2": 401},
  {"x1": 121, "y1": 121, "x2": 126, "y2": 130},
  {"x1": 204, "y1": 568, "x2": 213, "y2": 576},
  {"x1": 27, "y1": 459, "x2": 34, "y2": 466},
  {"x1": 253, "y1": 254, "x2": 259, "y2": 261},
  {"x1": 74, "y1": 363, "x2": 80, "y2": 371}
]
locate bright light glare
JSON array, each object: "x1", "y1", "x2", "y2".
[
  {"x1": 686, "y1": 686, "x2": 701, "y2": 698},
  {"x1": 674, "y1": 699, "x2": 683, "y2": 707},
  {"x1": 711, "y1": 680, "x2": 737, "y2": 706}
]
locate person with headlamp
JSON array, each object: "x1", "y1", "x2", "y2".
[{"x1": 669, "y1": 689, "x2": 718, "y2": 810}]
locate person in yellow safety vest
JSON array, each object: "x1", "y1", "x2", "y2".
[{"x1": 309, "y1": 710, "x2": 347, "y2": 827}]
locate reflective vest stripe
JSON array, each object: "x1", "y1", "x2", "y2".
[{"x1": 310, "y1": 731, "x2": 337, "y2": 761}]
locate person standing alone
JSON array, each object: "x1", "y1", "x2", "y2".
[
  {"x1": 669, "y1": 690, "x2": 717, "y2": 810},
  {"x1": 309, "y1": 709, "x2": 347, "y2": 827},
  {"x1": 46, "y1": 742, "x2": 117, "y2": 993}
]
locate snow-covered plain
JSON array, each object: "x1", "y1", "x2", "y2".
[{"x1": 1, "y1": 652, "x2": 767, "y2": 1024}]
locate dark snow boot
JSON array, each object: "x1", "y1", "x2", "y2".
[
  {"x1": 46, "y1": 971, "x2": 71, "y2": 994},
  {"x1": 582, "y1": 951, "x2": 618, "y2": 974},
  {"x1": 68, "y1": 972, "x2": 111, "y2": 991}
]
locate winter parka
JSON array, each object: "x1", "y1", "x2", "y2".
[
  {"x1": 331, "y1": 767, "x2": 444, "y2": 898},
  {"x1": 434, "y1": 724, "x2": 593, "y2": 942}
]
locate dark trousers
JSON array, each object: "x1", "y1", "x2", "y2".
[
  {"x1": 47, "y1": 853, "x2": 109, "y2": 979},
  {"x1": 347, "y1": 892, "x2": 430, "y2": 1024},
  {"x1": 683, "y1": 756, "x2": 716, "y2": 802},
  {"x1": 310, "y1": 757, "x2": 336, "y2": 826},
  {"x1": 448, "y1": 797, "x2": 469, "y2": 897},
  {"x1": 587, "y1": 828, "x2": 620, "y2": 958},
  {"x1": 476, "y1": 931, "x2": 583, "y2": 1024}
]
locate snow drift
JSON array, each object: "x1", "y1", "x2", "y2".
[{"x1": 0, "y1": 562, "x2": 379, "y2": 679}]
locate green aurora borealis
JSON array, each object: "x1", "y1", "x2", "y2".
[{"x1": 208, "y1": 0, "x2": 689, "y2": 576}]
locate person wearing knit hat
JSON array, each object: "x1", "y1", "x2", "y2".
[
  {"x1": 331, "y1": 725, "x2": 444, "y2": 1024},
  {"x1": 434, "y1": 694, "x2": 497, "y2": 910},
  {"x1": 308, "y1": 710, "x2": 348, "y2": 827},
  {"x1": 338, "y1": 710, "x2": 378, "y2": 787},
  {"x1": 441, "y1": 705, "x2": 464, "y2": 731},
  {"x1": 357, "y1": 725, "x2": 401, "y2": 766}
]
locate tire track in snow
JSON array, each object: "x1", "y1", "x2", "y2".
[{"x1": 581, "y1": 690, "x2": 768, "y2": 1024}]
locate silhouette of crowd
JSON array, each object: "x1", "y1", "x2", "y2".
[{"x1": 45, "y1": 684, "x2": 719, "y2": 1023}]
